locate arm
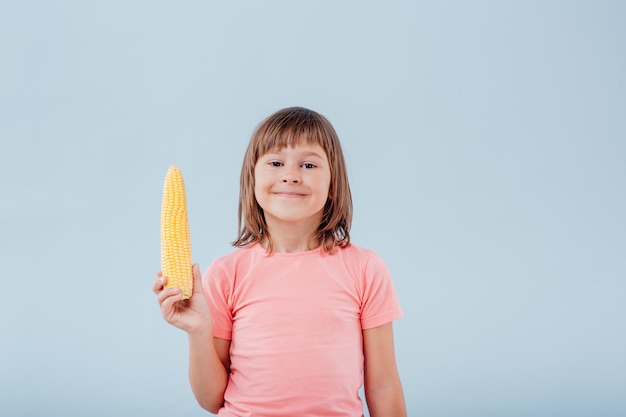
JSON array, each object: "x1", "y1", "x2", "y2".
[
  {"x1": 188, "y1": 333, "x2": 230, "y2": 414},
  {"x1": 153, "y1": 263, "x2": 230, "y2": 414},
  {"x1": 363, "y1": 322, "x2": 407, "y2": 417}
]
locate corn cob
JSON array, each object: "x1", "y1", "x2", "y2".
[{"x1": 160, "y1": 165, "x2": 193, "y2": 299}]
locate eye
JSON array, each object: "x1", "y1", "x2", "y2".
[
  {"x1": 269, "y1": 161, "x2": 283, "y2": 167},
  {"x1": 301, "y1": 162, "x2": 316, "y2": 169}
]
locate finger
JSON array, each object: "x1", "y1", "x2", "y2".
[
  {"x1": 157, "y1": 285, "x2": 179, "y2": 306},
  {"x1": 152, "y1": 273, "x2": 167, "y2": 294},
  {"x1": 159, "y1": 288, "x2": 182, "y2": 318}
]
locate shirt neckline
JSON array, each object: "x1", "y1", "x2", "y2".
[{"x1": 253, "y1": 242, "x2": 323, "y2": 257}]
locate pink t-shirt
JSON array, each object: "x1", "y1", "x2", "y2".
[{"x1": 202, "y1": 243, "x2": 403, "y2": 417}]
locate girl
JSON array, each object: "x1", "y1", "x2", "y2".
[{"x1": 153, "y1": 107, "x2": 406, "y2": 416}]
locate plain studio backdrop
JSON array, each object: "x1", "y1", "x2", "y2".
[{"x1": 1, "y1": 1, "x2": 624, "y2": 416}]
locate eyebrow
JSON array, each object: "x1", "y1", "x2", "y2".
[
  {"x1": 264, "y1": 149, "x2": 325, "y2": 159},
  {"x1": 301, "y1": 151, "x2": 325, "y2": 159}
]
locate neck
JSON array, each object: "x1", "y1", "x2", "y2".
[{"x1": 262, "y1": 216, "x2": 320, "y2": 253}]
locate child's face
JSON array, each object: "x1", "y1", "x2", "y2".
[{"x1": 254, "y1": 142, "x2": 331, "y2": 230}]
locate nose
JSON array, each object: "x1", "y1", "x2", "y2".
[{"x1": 281, "y1": 172, "x2": 301, "y2": 184}]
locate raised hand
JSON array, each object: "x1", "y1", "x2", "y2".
[{"x1": 153, "y1": 263, "x2": 213, "y2": 335}]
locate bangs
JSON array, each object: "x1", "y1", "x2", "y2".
[{"x1": 252, "y1": 108, "x2": 336, "y2": 160}]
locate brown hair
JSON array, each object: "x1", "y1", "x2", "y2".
[{"x1": 232, "y1": 107, "x2": 352, "y2": 253}]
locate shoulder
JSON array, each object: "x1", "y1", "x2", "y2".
[
  {"x1": 210, "y1": 244, "x2": 259, "y2": 267},
  {"x1": 330, "y1": 243, "x2": 391, "y2": 284},
  {"x1": 334, "y1": 243, "x2": 387, "y2": 268},
  {"x1": 342, "y1": 244, "x2": 403, "y2": 327},
  {"x1": 203, "y1": 245, "x2": 260, "y2": 283}
]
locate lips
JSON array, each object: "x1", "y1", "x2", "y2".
[{"x1": 273, "y1": 191, "x2": 306, "y2": 197}]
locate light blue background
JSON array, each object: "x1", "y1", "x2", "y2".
[{"x1": 1, "y1": 1, "x2": 625, "y2": 416}]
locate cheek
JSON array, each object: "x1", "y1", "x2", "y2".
[
  {"x1": 252, "y1": 167, "x2": 263, "y2": 192},
  {"x1": 253, "y1": 181, "x2": 263, "y2": 202},
  {"x1": 323, "y1": 175, "x2": 332, "y2": 198},
  {"x1": 253, "y1": 174, "x2": 270, "y2": 204}
]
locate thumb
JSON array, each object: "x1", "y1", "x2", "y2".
[{"x1": 191, "y1": 263, "x2": 203, "y2": 296}]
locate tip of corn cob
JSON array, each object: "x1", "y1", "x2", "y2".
[{"x1": 160, "y1": 165, "x2": 193, "y2": 299}]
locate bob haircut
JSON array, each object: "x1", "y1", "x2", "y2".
[{"x1": 232, "y1": 106, "x2": 352, "y2": 253}]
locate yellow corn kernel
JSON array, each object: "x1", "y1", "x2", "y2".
[{"x1": 160, "y1": 165, "x2": 193, "y2": 299}]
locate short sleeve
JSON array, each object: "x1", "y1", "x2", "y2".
[
  {"x1": 359, "y1": 252, "x2": 404, "y2": 330},
  {"x1": 202, "y1": 259, "x2": 233, "y2": 340}
]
